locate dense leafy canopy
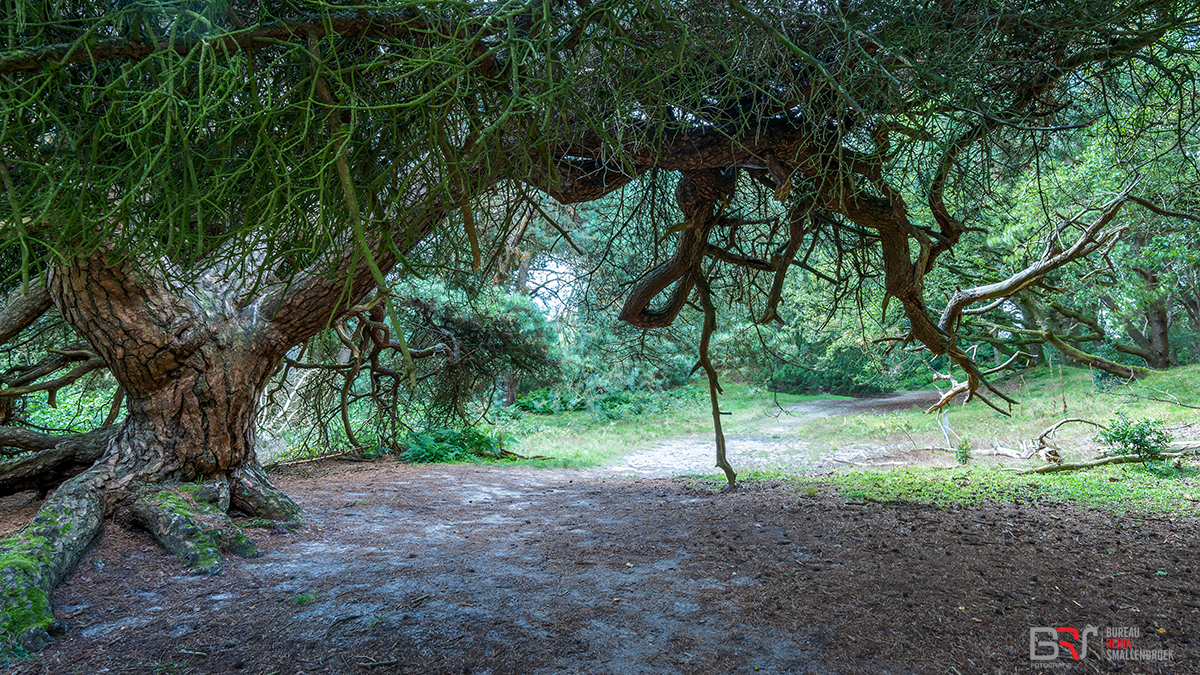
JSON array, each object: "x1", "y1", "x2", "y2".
[{"x1": 2, "y1": 0, "x2": 1199, "y2": 432}]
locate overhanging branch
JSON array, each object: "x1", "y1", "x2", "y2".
[{"x1": 0, "y1": 10, "x2": 430, "y2": 73}]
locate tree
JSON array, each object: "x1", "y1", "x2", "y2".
[
  {"x1": 947, "y1": 61, "x2": 1200, "y2": 376},
  {"x1": 2, "y1": 0, "x2": 1198, "y2": 651}
]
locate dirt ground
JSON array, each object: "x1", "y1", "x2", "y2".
[{"x1": 3, "y1": 393, "x2": 1200, "y2": 675}]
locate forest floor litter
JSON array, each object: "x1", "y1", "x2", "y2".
[{"x1": 3, "y1": 392, "x2": 1199, "y2": 675}]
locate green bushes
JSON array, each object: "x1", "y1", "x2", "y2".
[
  {"x1": 402, "y1": 427, "x2": 506, "y2": 463},
  {"x1": 768, "y1": 361, "x2": 889, "y2": 397},
  {"x1": 514, "y1": 389, "x2": 587, "y2": 414},
  {"x1": 513, "y1": 386, "x2": 703, "y2": 420},
  {"x1": 1097, "y1": 414, "x2": 1173, "y2": 462}
]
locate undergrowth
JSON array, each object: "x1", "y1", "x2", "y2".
[
  {"x1": 402, "y1": 427, "x2": 506, "y2": 463},
  {"x1": 1097, "y1": 414, "x2": 1173, "y2": 463},
  {"x1": 821, "y1": 464, "x2": 1200, "y2": 514}
]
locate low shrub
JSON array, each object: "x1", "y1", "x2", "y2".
[
  {"x1": 403, "y1": 427, "x2": 505, "y2": 463},
  {"x1": 1096, "y1": 414, "x2": 1172, "y2": 463}
]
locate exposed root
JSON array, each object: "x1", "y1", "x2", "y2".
[
  {"x1": 0, "y1": 469, "x2": 105, "y2": 651},
  {"x1": 122, "y1": 479, "x2": 259, "y2": 576},
  {"x1": 1, "y1": 453, "x2": 305, "y2": 652},
  {"x1": 230, "y1": 459, "x2": 304, "y2": 524}
]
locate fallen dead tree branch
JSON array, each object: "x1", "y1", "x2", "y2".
[
  {"x1": 1037, "y1": 418, "x2": 1107, "y2": 447},
  {"x1": 1006, "y1": 441, "x2": 1200, "y2": 474}
]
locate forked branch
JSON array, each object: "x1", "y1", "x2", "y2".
[{"x1": 938, "y1": 183, "x2": 1136, "y2": 335}]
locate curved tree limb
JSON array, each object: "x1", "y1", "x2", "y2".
[
  {"x1": 0, "y1": 277, "x2": 52, "y2": 345},
  {"x1": 0, "y1": 426, "x2": 118, "y2": 497},
  {"x1": 1013, "y1": 446, "x2": 1198, "y2": 474},
  {"x1": 938, "y1": 184, "x2": 1136, "y2": 335},
  {"x1": 1042, "y1": 332, "x2": 1151, "y2": 380}
]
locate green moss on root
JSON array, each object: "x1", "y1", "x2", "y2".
[
  {"x1": 226, "y1": 532, "x2": 259, "y2": 559},
  {"x1": 0, "y1": 536, "x2": 55, "y2": 649},
  {"x1": 142, "y1": 486, "x2": 259, "y2": 573}
]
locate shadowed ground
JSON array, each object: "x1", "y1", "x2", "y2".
[{"x1": 4, "y1": 459, "x2": 1196, "y2": 675}]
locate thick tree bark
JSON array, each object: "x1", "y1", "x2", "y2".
[
  {"x1": 0, "y1": 191, "x2": 444, "y2": 649},
  {"x1": 0, "y1": 426, "x2": 118, "y2": 497},
  {"x1": 48, "y1": 255, "x2": 282, "y2": 483}
]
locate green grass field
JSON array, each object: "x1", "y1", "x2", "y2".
[
  {"x1": 492, "y1": 382, "x2": 821, "y2": 467},
  {"x1": 492, "y1": 364, "x2": 1200, "y2": 513}
]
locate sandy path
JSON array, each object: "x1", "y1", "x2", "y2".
[
  {"x1": 18, "y1": 461, "x2": 1197, "y2": 675},
  {"x1": 593, "y1": 390, "x2": 946, "y2": 478}
]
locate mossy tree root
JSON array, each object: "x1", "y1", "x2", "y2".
[
  {"x1": 121, "y1": 478, "x2": 260, "y2": 576},
  {"x1": 0, "y1": 470, "x2": 104, "y2": 652},
  {"x1": 230, "y1": 459, "x2": 303, "y2": 524}
]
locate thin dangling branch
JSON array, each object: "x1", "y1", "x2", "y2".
[
  {"x1": 692, "y1": 274, "x2": 736, "y2": 490},
  {"x1": 309, "y1": 32, "x2": 418, "y2": 388}
]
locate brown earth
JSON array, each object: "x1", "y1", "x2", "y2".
[{"x1": 3, "y1": 457, "x2": 1199, "y2": 675}]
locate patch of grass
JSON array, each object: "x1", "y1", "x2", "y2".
[
  {"x1": 494, "y1": 382, "x2": 820, "y2": 468},
  {"x1": 503, "y1": 364, "x2": 1200, "y2": 518},
  {"x1": 293, "y1": 593, "x2": 319, "y2": 606},
  {"x1": 774, "y1": 364, "x2": 1200, "y2": 459},
  {"x1": 826, "y1": 464, "x2": 1200, "y2": 514}
]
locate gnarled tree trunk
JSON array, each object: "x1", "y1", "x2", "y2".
[
  {"x1": 50, "y1": 254, "x2": 286, "y2": 488},
  {"x1": 0, "y1": 236, "x2": 409, "y2": 649}
]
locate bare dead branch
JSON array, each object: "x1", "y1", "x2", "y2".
[
  {"x1": 938, "y1": 184, "x2": 1136, "y2": 335},
  {"x1": 1036, "y1": 418, "x2": 1106, "y2": 449},
  {"x1": 1012, "y1": 448, "x2": 1197, "y2": 475},
  {"x1": 983, "y1": 351, "x2": 1033, "y2": 376}
]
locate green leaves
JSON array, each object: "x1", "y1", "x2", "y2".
[
  {"x1": 402, "y1": 427, "x2": 504, "y2": 463},
  {"x1": 1096, "y1": 414, "x2": 1173, "y2": 462}
]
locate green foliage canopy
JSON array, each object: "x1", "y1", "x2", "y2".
[{"x1": 2, "y1": 0, "x2": 1199, "y2": 405}]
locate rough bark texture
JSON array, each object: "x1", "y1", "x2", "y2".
[
  {"x1": 48, "y1": 255, "x2": 281, "y2": 483},
  {"x1": 0, "y1": 279, "x2": 53, "y2": 345},
  {"x1": 0, "y1": 426, "x2": 118, "y2": 497}
]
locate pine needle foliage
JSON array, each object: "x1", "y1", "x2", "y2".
[{"x1": 3, "y1": 0, "x2": 1198, "y2": 411}]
